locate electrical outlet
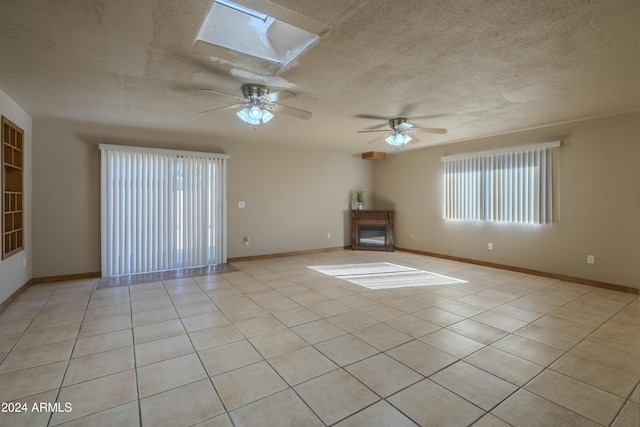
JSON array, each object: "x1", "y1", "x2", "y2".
[
  {"x1": 244, "y1": 237, "x2": 250, "y2": 245},
  {"x1": 238, "y1": 201, "x2": 245, "y2": 208},
  {"x1": 587, "y1": 255, "x2": 595, "y2": 264},
  {"x1": 488, "y1": 243, "x2": 493, "y2": 250},
  {"x1": 327, "y1": 232, "x2": 331, "y2": 239}
]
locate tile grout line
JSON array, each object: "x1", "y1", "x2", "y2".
[
  {"x1": 47, "y1": 279, "x2": 96, "y2": 427},
  {"x1": 495, "y1": 287, "x2": 636, "y2": 427},
  {"x1": 232, "y1": 258, "x2": 601, "y2": 426},
  {"x1": 126, "y1": 282, "x2": 143, "y2": 427},
  {"x1": 171, "y1": 275, "x2": 238, "y2": 425},
  {"x1": 199, "y1": 272, "x2": 328, "y2": 426}
]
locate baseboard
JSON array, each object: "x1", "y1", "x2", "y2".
[
  {"x1": 228, "y1": 246, "x2": 346, "y2": 263},
  {"x1": 1, "y1": 272, "x2": 101, "y2": 311},
  {"x1": 396, "y1": 247, "x2": 639, "y2": 295},
  {"x1": 31, "y1": 271, "x2": 101, "y2": 284},
  {"x1": 0, "y1": 279, "x2": 33, "y2": 313}
]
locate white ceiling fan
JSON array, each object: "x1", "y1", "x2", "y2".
[
  {"x1": 357, "y1": 113, "x2": 447, "y2": 149},
  {"x1": 200, "y1": 84, "x2": 312, "y2": 125}
]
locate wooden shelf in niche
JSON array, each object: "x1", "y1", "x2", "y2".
[{"x1": 2, "y1": 116, "x2": 24, "y2": 259}]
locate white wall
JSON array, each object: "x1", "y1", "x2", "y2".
[
  {"x1": 31, "y1": 118, "x2": 373, "y2": 278},
  {"x1": 373, "y1": 112, "x2": 640, "y2": 288},
  {"x1": 0, "y1": 89, "x2": 32, "y2": 303},
  {"x1": 27, "y1": 111, "x2": 639, "y2": 290},
  {"x1": 226, "y1": 142, "x2": 370, "y2": 257}
]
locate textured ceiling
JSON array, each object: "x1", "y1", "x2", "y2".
[{"x1": 0, "y1": 0, "x2": 638, "y2": 154}]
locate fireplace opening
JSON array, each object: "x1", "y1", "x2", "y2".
[{"x1": 359, "y1": 225, "x2": 386, "y2": 247}]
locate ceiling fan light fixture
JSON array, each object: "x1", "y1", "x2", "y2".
[
  {"x1": 236, "y1": 108, "x2": 259, "y2": 125},
  {"x1": 385, "y1": 132, "x2": 411, "y2": 148},
  {"x1": 236, "y1": 105, "x2": 273, "y2": 125},
  {"x1": 261, "y1": 109, "x2": 274, "y2": 123},
  {"x1": 249, "y1": 105, "x2": 262, "y2": 118},
  {"x1": 201, "y1": 83, "x2": 311, "y2": 123},
  {"x1": 236, "y1": 108, "x2": 250, "y2": 122}
]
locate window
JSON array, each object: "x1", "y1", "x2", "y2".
[
  {"x1": 100, "y1": 144, "x2": 229, "y2": 277},
  {"x1": 442, "y1": 141, "x2": 560, "y2": 225}
]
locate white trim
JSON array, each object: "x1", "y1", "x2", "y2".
[
  {"x1": 99, "y1": 143, "x2": 230, "y2": 160},
  {"x1": 442, "y1": 141, "x2": 560, "y2": 161}
]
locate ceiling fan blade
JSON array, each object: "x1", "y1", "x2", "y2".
[
  {"x1": 357, "y1": 129, "x2": 391, "y2": 133},
  {"x1": 410, "y1": 113, "x2": 448, "y2": 120},
  {"x1": 413, "y1": 127, "x2": 448, "y2": 134},
  {"x1": 355, "y1": 114, "x2": 394, "y2": 130},
  {"x1": 271, "y1": 103, "x2": 312, "y2": 120},
  {"x1": 198, "y1": 104, "x2": 243, "y2": 114},
  {"x1": 363, "y1": 122, "x2": 390, "y2": 130},
  {"x1": 263, "y1": 90, "x2": 296, "y2": 103},
  {"x1": 200, "y1": 88, "x2": 240, "y2": 99},
  {"x1": 409, "y1": 135, "x2": 422, "y2": 144},
  {"x1": 356, "y1": 114, "x2": 391, "y2": 121}
]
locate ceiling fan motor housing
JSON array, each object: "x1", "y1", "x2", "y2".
[
  {"x1": 389, "y1": 118, "x2": 410, "y2": 130},
  {"x1": 242, "y1": 84, "x2": 269, "y2": 99}
]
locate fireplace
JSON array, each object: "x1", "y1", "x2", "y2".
[
  {"x1": 351, "y1": 210, "x2": 394, "y2": 251},
  {"x1": 359, "y1": 225, "x2": 386, "y2": 246}
]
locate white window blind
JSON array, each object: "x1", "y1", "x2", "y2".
[
  {"x1": 442, "y1": 141, "x2": 560, "y2": 224},
  {"x1": 100, "y1": 144, "x2": 229, "y2": 277}
]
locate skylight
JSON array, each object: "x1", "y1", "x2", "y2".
[
  {"x1": 194, "y1": 0, "x2": 320, "y2": 74},
  {"x1": 216, "y1": 0, "x2": 267, "y2": 21}
]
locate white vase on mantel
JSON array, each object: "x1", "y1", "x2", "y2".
[{"x1": 357, "y1": 203, "x2": 363, "y2": 210}]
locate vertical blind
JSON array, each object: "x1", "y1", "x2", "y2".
[
  {"x1": 100, "y1": 144, "x2": 229, "y2": 277},
  {"x1": 442, "y1": 141, "x2": 560, "y2": 224}
]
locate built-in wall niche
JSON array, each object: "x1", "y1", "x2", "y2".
[{"x1": 2, "y1": 116, "x2": 24, "y2": 259}]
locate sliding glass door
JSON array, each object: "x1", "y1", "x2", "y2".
[{"x1": 100, "y1": 144, "x2": 228, "y2": 277}]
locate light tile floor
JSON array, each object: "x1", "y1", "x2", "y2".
[{"x1": 0, "y1": 250, "x2": 638, "y2": 426}]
